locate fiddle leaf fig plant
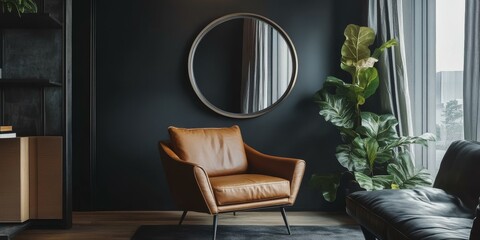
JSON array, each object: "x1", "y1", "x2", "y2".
[
  {"x1": 1, "y1": 0, "x2": 37, "y2": 16},
  {"x1": 387, "y1": 152, "x2": 432, "y2": 189},
  {"x1": 310, "y1": 24, "x2": 435, "y2": 202}
]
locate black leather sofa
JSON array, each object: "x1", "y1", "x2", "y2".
[{"x1": 346, "y1": 140, "x2": 480, "y2": 240}]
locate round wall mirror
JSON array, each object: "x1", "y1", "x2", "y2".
[{"x1": 188, "y1": 13, "x2": 298, "y2": 118}]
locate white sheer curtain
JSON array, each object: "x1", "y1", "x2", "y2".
[
  {"x1": 240, "y1": 19, "x2": 292, "y2": 113},
  {"x1": 463, "y1": 0, "x2": 480, "y2": 141},
  {"x1": 368, "y1": 0, "x2": 413, "y2": 138}
]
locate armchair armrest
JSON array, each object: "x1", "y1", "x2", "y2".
[
  {"x1": 471, "y1": 197, "x2": 480, "y2": 240},
  {"x1": 159, "y1": 142, "x2": 218, "y2": 214},
  {"x1": 244, "y1": 143, "x2": 306, "y2": 204}
]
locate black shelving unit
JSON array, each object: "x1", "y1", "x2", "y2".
[
  {"x1": 0, "y1": 78, "x2": 62, "y2": 87},
  {"x1": 0, "y1": 0, "x2": 72, "y2": 236},
  {"x1": 0, "y1": 13, "x2": 61, "y2": 29},
  {"x1": 0, "y1": 78, "x2": 62, "y2": 136}
]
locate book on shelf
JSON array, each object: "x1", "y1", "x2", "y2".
[
  {"x1": 0, "y1": 132, "x2": 16, "y2": 138},
  {"x1": 0, "y1": 125, "x2": 13, "y2": 132}
]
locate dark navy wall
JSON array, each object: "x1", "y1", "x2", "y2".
[{"x1": 84, "y1": 0, "x2": 368, "y2": 211}]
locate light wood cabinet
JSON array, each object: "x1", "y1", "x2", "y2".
[
  {"x1": 0, "y1": 136, "x2": 62, "y2": 223},
  {"x1": 0, "y1": 137, "x2": 29, "y2": 222}
]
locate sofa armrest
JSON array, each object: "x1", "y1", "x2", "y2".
[
  {"x1": 244, "y1": 143, "x2": 306, "y2": 204},
  {"x1": 471, "y1": 197, "x2": 480, "y2": 240},
  {"x1": 159, "y1": 142, "x2": 218, "y2": 214}
]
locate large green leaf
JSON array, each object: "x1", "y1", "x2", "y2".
[
  {"x1": 387, "y1": 152, "x2": 432, "y2": 188},
  {"x1": 352, "y1": 137, "x2": 378, "y2": 171},
  {"x1": 354, "y1": 172, "x2": 393, "y2": 191},
  {"x1": 336, "y1": 144, "x2": 356, "y2": 171},
  {"x1": 336, "y1": 144, "x2": 368, "y2": 172},
  {"x1": 375, "y1": 147, "x2": 394, "y2": 164},
  {"x1": 356, "y1": 112, "x2": 398, "y2": 144},
  {"x1": 386, "y1": 133, "x2": 436, "y2": 149},
  {"x1": 325, "y1": 76, "x2": 364, "y2": 93},
  {"x1": 365, "y1": 137, "x2": 379, "y2": 169},
  {"x1": 335, "y1": 144, "x2": 357, "y2": 171},
  {"x1": 341, "y1": 24, "x2": 376, "y2": 75},
  {"x1": 343, "y1": 136, "x2": 395, "y2": 173},
  {"x1": 358, "y1": 68, "x2": 379, "y2": 99},
  {"x1": 310, "y1": 173, "x2": 341, "y2": 202},
  {"x1": 315, "y1": 91, "x2": 355, "y2": 129},
  {"x1": 372, "y1": 39, "x2": 398, "y2": 59},
  {"x1": 339, "y1": 128, "x2": 360, "y2": 142},
  {"x1": 24, "y1": 0, "x2": 37, "y2": 13},
  {"x1": 351, "y1": 136, "x2": 392, "y2": 170},
  {"x1": 1, "y1": 0, "x2": 37, "y2": 16},
  {"x1": 324, "y1": 76, "x2": 362, "y2": 104},
  {"x1": 351, "y1": 137, "x2": 368, "y2": 169}
]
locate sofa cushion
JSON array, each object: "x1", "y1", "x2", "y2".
[
  {"x1": 209, "y1": 174, "x2": 290, "y2": 206},
  {"x1": 346, "y1": 188, "x2": 474, "y2": 240},
  {"x1": 168, "y1": 125, "x2": 248, "y2": 177}
]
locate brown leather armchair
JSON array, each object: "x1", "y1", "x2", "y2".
[{"x1": 158, "y1": 125, "x2": 305, "y2": 240}]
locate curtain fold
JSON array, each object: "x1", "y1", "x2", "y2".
[
  {"x1": 240, "y1": 19, "x2": 291, "y2": 114},
  {"x1": 368, "y1": 0, "x2": 413, "y2": 138},
  {"x1": 463, "y1": 0, "x2": 480, "y2": 141}
]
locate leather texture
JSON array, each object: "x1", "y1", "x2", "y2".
[
  {"x1": 347, "y1": 188, "x2": 474, "y2": 240},
  {"x1": 434, "y1": 140, "x2": 480, "y2": 211},
  {"x1": 159, "y1": 142, "x2": 218, "y2": 214},
  {"x1": 159, "y1": 125, "x2": 305, "y2": 215},
  {"x1": 472, "y1": 198, "x2": 480, "y2": 240},
  {"x1": 346, "y1": 140, "x2": 480, "y2": 240},
  {"x1": 210, "y1": 174, "x2": 290, "y2": 206},
  {"x1": 168, "y1": 125, "x2": 248, "y2": 177},
  {"x1": 244, "y1": 144, "x2": 305, "y2": 204}
]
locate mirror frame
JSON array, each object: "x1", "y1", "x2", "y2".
[{"x1": 188, "y1": 13, "x2": 299, "y2": 118}]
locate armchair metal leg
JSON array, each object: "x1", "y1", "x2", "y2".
[
  {"x1": 233, "y1": 212, "x2": 236, "y2": 216},
  {"x1": 212, "y1": 214, "x2": 218, "y2": 240},
  {"x1": 179, "y1": 211, "x2": 188, "y2": 225},
  {"x1": 280, "y1": 207, "x2": 291, "y2": 235}
]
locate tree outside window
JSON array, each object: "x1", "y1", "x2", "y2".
[{"x1": 438, "y1": 100, "x2": 463, "y2": 150}]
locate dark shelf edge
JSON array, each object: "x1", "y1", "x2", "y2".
[
  {"x1": 0, "y1": 13, "x2": 62, "y2": 29},
  {"x1": 0, "y1": 78, "x2": 62, "y2": 87}
]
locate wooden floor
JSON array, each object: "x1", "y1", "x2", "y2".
[{"x1": 15, "y1": 211, "x2": 356, "y2": 240}]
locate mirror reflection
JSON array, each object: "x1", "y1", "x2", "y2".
[{"x1": 190, "y1": 14, "x2": 297, "y2": 117}]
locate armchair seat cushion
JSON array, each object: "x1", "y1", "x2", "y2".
[{"x1": 210, "y1": 174, "x2": 290, "y2": 206}]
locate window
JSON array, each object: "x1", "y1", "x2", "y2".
[
  {"x1": 435, "y1": 0, "x2": 465, "y2": 166},
  {"x1": 403, "y1": 0, "x2": 465, "y2": 177}
]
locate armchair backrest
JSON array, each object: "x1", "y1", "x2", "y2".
[
  {"x1": 168, "y1": 125, "x2": 248, "y2": 177},
  {"x1": 434, "y1": 140, "x2": 480, "y2": 211}
]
